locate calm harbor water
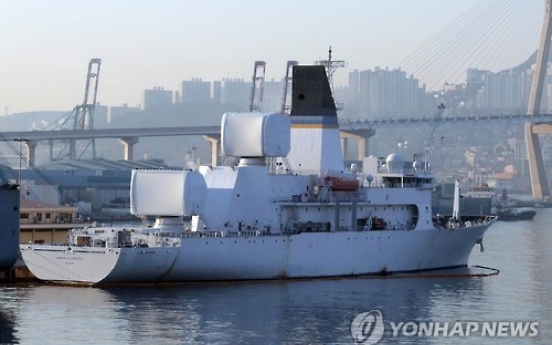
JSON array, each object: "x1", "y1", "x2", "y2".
[{"x1": 1, "y1": 209, "x2": 551, "y2": 344}]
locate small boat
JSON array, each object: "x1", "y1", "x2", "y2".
[
  {"x1": 496, "y1": 207, "x2": 536, "y2": 221},
  {"x1": 324, "y1": 175, "x2": 359, "y2": 191},
  {"x1": 20, "y1": 64, "x2": 496, "y2": 285}
]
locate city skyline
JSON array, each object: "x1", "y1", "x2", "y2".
[{"x1": 1, "y1": 0, "x2": 541, "y2": 114}]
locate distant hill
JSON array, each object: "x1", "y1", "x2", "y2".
[
  {"x1": 0, "y1": 102, "x2": 229, "y2": 132},
  {"x1": 498, "y1": 50, "x2": 541, "y2": 74},
  {"x1": 0, "y1": 111, "x2": 69, "y2": 131},
  {"x1": 108, "y1": 103, "x2": 228, "y2": 128}
]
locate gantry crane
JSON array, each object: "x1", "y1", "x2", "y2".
[
  {"x1": 281, "y1": 60, "x2": 298, "y2": 114},
  {"x1": 248, "y1": 61, "x2": 266, "y2": 112},
  {"x1": 68, "y1": 58, "x2": 102, "y2": 159}
]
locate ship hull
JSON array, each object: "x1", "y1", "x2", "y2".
[
  {"x1": 19, "y1": 246, "x2": 180, "y2": 284},
  {"x1": 0, "y1": 187, "x2": 20, "y2": 272},
  {"x1": 20, "y1": 223, "x2": 490, "y2": 285}
]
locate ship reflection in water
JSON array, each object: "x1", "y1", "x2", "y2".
[
  {"x1": 4, "y1": 275, "x2": 486, "y2": 345},
  {"x1": 0, "y1": 307, "x2": 17, "y2": 345},
  {"x1": 1, "y1": 210, "x2": 551, "y2": 344}
]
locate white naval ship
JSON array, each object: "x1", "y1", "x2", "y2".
[{"x1": 20, "y1": 65, "x2": 495, "y2": 285}]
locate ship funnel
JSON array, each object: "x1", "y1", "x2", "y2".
[{"x1": 285, "y1": 65, "x2": 344, "y2": 175}]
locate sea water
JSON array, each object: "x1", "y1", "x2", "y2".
[{"x1": 1, "y1": 209, "x2": 551, "y2": 344}]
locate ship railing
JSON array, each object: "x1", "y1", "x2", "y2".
[
  {"x1": 275, "y1": 193, "x2": 364, "y2": 204},
  {"x1": 433, "y1": 215, "x2": 495, "y2": 229},
  {"x1": 271, "y1": 196, "x2": 302, "y2": 203},
  {"x1": 156, "y1": 231, "x2": 182, "y2": 238},
  {"x1": 181, "y1": 229, "x2": 281, "y2": 238}
]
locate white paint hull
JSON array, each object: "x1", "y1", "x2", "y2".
[
  {"x1": 18, "y1": 68, "x2": 495, "y2": 286},
  {"x1": 20, "y1": 223, "x2": 490, "y2": 285}
]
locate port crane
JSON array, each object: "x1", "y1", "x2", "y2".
[
  {"x1": 56, "y1": 58, "x2": 102, "y2": 159},
  {"x1": 248, "y1": 61, "x2": 266, "y2": 112},
  {"x1": 281, "y1": 60, "x2": 298, "y2": 114}
]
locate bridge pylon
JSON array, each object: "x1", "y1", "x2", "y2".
[
  {"x1": 525, "y1": 123, "x2": 550, "y2": 200},
  {"x1": 526, "y1": 0, "x2": 552, "y2": 201}
]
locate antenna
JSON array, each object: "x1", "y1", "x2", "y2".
[{"x1": 316, "y1": 46, "x2": 346, "y2": 110}]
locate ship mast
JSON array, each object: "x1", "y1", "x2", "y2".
[{"x1": 316, "y1": 47, "x2": 346, "y2": 110}]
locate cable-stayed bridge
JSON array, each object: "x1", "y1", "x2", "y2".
[
  {"x1": 339, "y1": 113, "x2": 552, "y2": 127},
  {"x1": 1, "y1": 0, "x2": 552, "y2": 201},
  {"x1": 0, "y1": 111, "x2": 547, "y2": 167}
]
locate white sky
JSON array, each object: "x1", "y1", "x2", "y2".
[{"x1": 0, "y1": 0, "x2": 532, "y2": 113}]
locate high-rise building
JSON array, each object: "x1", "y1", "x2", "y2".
[
  {"x1": 475, "y1": 71, "x2": 523, "y2": 112},
  {"x1": 181, "y1": 78, "x2": 211, "y2": 104},
  {"x1": 262, "y1": 79, "x2": 284, "y2": 112},
  {"x1": 109, "y1": 104, "x2": 141, "y2": 124},
  {"x1": 143, "y1": 87, "x2": 173, "y2": 111},
  {"x1": 349, "y1": 67, "x2": 431, "y2": 119},
  {"x1": 93, "y1": 103, "x2": 108, "y2": 129},
  {"x1": 221, "y1": 78, "x2": 250, "y2": 110},
  {"x1": 212, "y1": 81, "x2": 222, "y2": 104}
]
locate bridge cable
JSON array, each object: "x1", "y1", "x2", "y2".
[{"x1": 371, "y1": 0, "x2": 541, "y2": 121}]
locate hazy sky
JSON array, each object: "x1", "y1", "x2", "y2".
[{"x1": 0, "y1": 0, "x2": 536, "y2": 113}]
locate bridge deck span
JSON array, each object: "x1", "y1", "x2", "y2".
[{"x1": 0, "y1": 125, "x2": 375, "y2": 165}]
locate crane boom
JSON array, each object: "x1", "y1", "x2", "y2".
[{"x1": 69, "y1": 58, "x2": 102, "y2": 159}]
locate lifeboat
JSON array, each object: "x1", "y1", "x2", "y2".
[{"x1": 324, "y1": 176, "x2": 359, "y2": 191}]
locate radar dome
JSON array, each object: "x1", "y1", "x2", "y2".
[
  {"x1": 365, "y1": 173, "x2": 373, "y2": 183},
  {"x1": 386, "y1": 153, "x2": 405, "y2": 174}
]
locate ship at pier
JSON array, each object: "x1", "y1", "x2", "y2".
[
  {"x1": 20, "y1": 65, "x2": 495, "y2": 285},
  {"x1": 0, "y1": 165, "x2": 21, "y2": 274}
]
